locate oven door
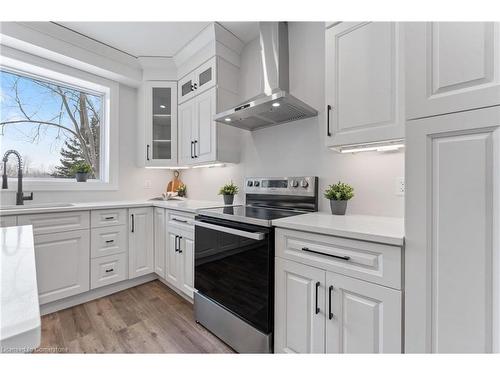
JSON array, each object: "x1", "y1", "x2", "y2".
[{"x1": 194, "y1": 216, "x2": 273, "y2": 334}]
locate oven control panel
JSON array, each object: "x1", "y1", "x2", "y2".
[{"x1": 244, "y1": 176, "x2": 317, "y2": 196}]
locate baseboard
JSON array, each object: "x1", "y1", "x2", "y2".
[
  {"x1": 157, "y1": 276, "x2": 193, "y2": 304},
  {"x1": 40, "y1": 273, "x2": 158, "y2": 315}
]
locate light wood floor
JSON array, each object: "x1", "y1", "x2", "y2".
[{"x1": 38, "y1": 281, "x2": 234, "y2": 353}]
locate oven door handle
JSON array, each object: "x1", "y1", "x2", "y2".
[{"x1": 194, "y1": 221, "x2": 265, "y2": 241}]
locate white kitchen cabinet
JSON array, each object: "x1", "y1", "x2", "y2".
[
  {"x1": 326, "y1": 272, "x2": 401, "y2": 353},
  {"x1": 128, "y1": 207, "x2": 154, "y2": 278},
  {"x1": 406, "y1": 22, "x2": 500, "y2": 120},
  {"x1": 178, "y1": 57, "x2": 217, "y2": 104},
  {"x1": 34, "y1": 229, "x2": 90, "y2": 304},
  {"x1": 0, "y1": 216, "x2": 17, "y2": 227},
  {"x1": 180, "y1": 236, "x2": 195, "y2": 297},
  {"x1": 325, "y1": 22, "x2": 405, "y2": 148},
  {"x1": 18, "y1": 211, "x2": 90, "y2": 235},
  {"x1": 164, "y1": 225, "x2": 194, "y2": 298},
  {"x1": 90, "y1": 252, "x2": 127, "y2": 289},
  {"x1": 90, "y1": 225, "x2": 127, "y2": 258},
  {"x1": 154, "y1": 207, "x2": 166, "y2": 278},
  {"x1": 91, "y1": 208, "x2": 127, "y2": 228},
  {"x1": 275, "y1": 257, "x2": 326, "y2": 354},
  {"x1": 405, "y1": 106, "x2": 500, "y2": 353},
  {"x1": 165, "y1": 231, "x2": 180, "y2": 286},
  {"x1": 138, "y1": 81, "x2": 178, "y2": 167}
]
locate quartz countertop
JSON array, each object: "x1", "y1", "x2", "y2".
[
  {"x1": 0, "y1": 225, "x2": 41, "y2": 351},
  {"x1": 272, "y1": 212, "x2": 404, "y2": 246},
  {"x1": 0, "y1": 198, "x2": 230, "y2": 216}
]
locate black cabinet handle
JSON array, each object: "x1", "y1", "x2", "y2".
[
  {"x1": 178, "y1": 236, "x2": 183, "y2": 253},
  {"x1": 301, "y1": 247, "x2": 350, "y2": 261},
  {"x1": 105, "y1": 239, "x2": 114, "y2": 244},
  {"x1": 131, "y1": 214, "x2": 135, "y2": 233},
  {"x1": 328, "y1": 285, "x2": 334, "y2": 320},
  {"x1": 194, "y1": 140, "x2": 198, "y2": 158},
  {"x1": 105, "y1": 268, "x2": 114, "y2": 273},
  {"x1": 172, "y1": 218, "x2": 188, "y2": 223},
  {"x1": 191, "y1": 141, "x2": 194, "y2": 159},
  {"x1": 175, "y1": 235, "x2": 179, "y2": 252},
  {"x1": 193, "y1": 83, "x2": 198, "y2": 90},
  {"x1": 104, "y1": 216, "x2": 114, "y2": 220},
  {"x1": 326, "y1": 104, "x2": 332, "y2": 137},
  {"x1": 146, "y1": 144, "x2": 150, "y2": 161},
  {"x1": 315, "y1": 281, "x2": 320, "y2": 314}
]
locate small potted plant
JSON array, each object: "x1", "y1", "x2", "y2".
[
  {"x1": 324, "y1": 181, "x2": 354, "y2": 215},
  {"x1": 72, "y1": 161, "x2": 92, "y2": 182},
  {"x1": 176, "y1": 184, "x2": 187, "y2": 197},
  {"x1": 218, "y1": 181, "x2": 239, "y2": 205}
]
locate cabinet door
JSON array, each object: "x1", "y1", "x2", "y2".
[
  {"x1": 165, "y1": 231, "x2": 180, "y2": 287},
  {"x1": 153, "y1": 208, "x2": 166, "y2": 278},
  {"x1": 194, "y1": 58, "x2": 217, "y2": 95},
  {"x1": 406, "y1": 22, "x2": 500, "y2": 120},
  {"x1": 144, "y1": 81, "x2": 178, "y2": 167},
  {"x1": 275, "y1": 257, "x2": 326, "y2": 353},
  {"x1": 325, "y1": 22, "x2": 405, "y2": 147},
  {"x1": 406, "y1": 106, "x2": 500, "y2": 353},
  {"x1": 178, "y1": 99, "x2": 196, "y2": 165},
  {"x1": 193, "y1": 88, "x2": 217, "y2": 163},
  {"x1": 178, "y1": 72, "x2": 196, "y2": 104},
  {"x1": 128, "y1": 207, "x2": 153, "y2": 278},
  {"x1": 180, "y1": 236, "x2": 195, "y2": 298},
  {"x1": 326, "y1": 272, "x2": 402, "y2": 353},
  {"x1": 34, "y1": 230, "x2": 90, "y2": 304}
]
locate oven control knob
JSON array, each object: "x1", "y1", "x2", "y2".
[
  {"x1": 300, "y1": 180, "x2": 309, "y2": 188},
  {"x1": 291, "y1": 180, "x2": 299, "y2": 188},
  {"x1": 254, "y1": 180, "x2": 260, "y2": 187},
  {"x1": 247, "y1": 180, "x2": 253, "y2": 187}
]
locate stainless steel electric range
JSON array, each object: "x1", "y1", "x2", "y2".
[{"x1": 193, "y1": 176, "x2": 318, "y2": 353}]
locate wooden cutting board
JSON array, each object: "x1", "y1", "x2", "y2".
[{"x1": 166, "y1": 170, "x2": 183, "y2": 192}]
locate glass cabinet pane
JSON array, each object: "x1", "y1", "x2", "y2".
[
  {"x1": 198, "y1": 67, "x2": 212, "y2": 87},
  {"x1": 152, "y1": 87, "x2": 171, "y2": 160},
  {"x1": 181, "y1": 80, "x2": 192, "y2": 97}
]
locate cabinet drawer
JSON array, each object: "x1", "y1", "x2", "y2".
[
  {"x1": 0, "y1": 216, "x2": 17, "y2": 227},
  {"x1": 91, "y1": 225, "x2": 127, "y2": 258},
  {"x1": 18, "y1": 211, "x2": 90, "y2": 235},
  {"x1": 167, "y1": 210, "x2": 194, "y2": 232},
  {"x1": 91, "y1": 253, "x2": 127, "y2": 289},
  {"x1": 276, "y1": 228, "x2": 402, "y2": 289},
  {"x1": 91, "y1": 208, "x2": 127, "y2": 228}
]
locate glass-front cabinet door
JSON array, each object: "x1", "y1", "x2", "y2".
[{"x1": 144, "y1": 81, "x2": 177, "y2": 166}]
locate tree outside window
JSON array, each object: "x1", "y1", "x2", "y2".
[{"x1": 0, "y1": 69, "x2": 103, "y2": 180}]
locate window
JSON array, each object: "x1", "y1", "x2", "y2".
[{"x1": 1, "y1": 68, "x2": 105, "y2": 181}]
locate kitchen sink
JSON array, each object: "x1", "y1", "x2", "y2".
[{"x1": 0, "y1": 203, "x2": 75, "y2": 210}]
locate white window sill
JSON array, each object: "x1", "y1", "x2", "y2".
[{"x1": 1, "y1": 178, "x2": 118, "y2": 192}]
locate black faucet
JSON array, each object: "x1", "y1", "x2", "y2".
[{"x1": 2, "y1": 149, "x2": 34, "y2": 205}]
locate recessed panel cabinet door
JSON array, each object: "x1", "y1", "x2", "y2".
[
  {"x1": 326, "y1": 272, "x2": 402, "y2": 353},
  {"x1": 181, "y1": 236, "x2": 195, "y2": 298},
  {"x1": 34, "y1": 230, "x2": 90, "y2": 304},
  {"x1": 275, "y1": 258, "x2": 326, "y2": 353},
  {"x1": 166, "y1": 231, "x2": 180, "y2": 286},
  {"x1": 406, "y1": 22, "x2": 500, "y2": 119},
  {"x1": 325, "y1": 22, "x2": 405, "y2": 147},
  {"x1": 154, "y1": 208, "x2": 166, "y2": 278},
  {"x1": 193, "y1": 88, "x2": 217, "y2": 163},
  {"x1": 178, "y1": 99, "x2": 195, "y2": 165},
  {"x1": 128, "y1": 207, "x2": 153, "y2": 278}
]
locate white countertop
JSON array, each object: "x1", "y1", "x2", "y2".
[
  {"x1": 272, "y1": 212, "x2": 405, "y2": 246},
  {"x1": 0, "y1": 225, "x2": 41, "y2": 351},
  {"x1": 0, "y1": 198, "x2": 230, "y2": 216}
]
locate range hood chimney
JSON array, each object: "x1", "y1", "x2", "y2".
[{"x1": 214, "y1": 22, "x2": 318, "y2": 130}]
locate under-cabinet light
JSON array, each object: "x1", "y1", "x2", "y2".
[
  {"x1": 191, "y1": 163, "x2": 226, "y2": 169},
  {"x1": 330, "y1": 140, "x2": 405, "y2": 154},
  {"x1": 272, "y1": 102, "x2": 280, "y2": 107}
]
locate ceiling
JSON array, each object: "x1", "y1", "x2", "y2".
[{"x1": 57, "y1": 22, "x2": 260, "y2": 57}]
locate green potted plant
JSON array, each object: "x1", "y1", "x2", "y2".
[
  {"x1": 324, "y1": 181, "x2": 354, "y2": 215},
  {"x1": 72, "y1": 161, "x2": 92, "y2": 182},
  {"x1": 218, "y1": 181, "x2": 239, "y2": 205},
  {"x1": 176, "y1": 184, "x2": 187, "y2": 197}
]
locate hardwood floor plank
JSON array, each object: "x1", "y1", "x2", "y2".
[{"x1": 38, "y1": 280, "x2": 234, "y2": 354}]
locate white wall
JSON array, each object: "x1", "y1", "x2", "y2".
[
  {"x1": 180, "y1": 22, "x2": 405, "y2": 217},
  {"x1": 0, "y1": 84, "x2": 171, "y2": 205}
]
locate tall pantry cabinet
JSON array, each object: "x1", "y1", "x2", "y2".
[{"x1": 405, "y1": 22, "x2": 500, "y2": 353}]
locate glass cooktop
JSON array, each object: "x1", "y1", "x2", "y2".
[{"x1": 197, "y1": 205, "x2": 308, "y2": 227}]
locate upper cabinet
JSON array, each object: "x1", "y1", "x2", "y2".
[
  {"x1": 138, "y1": 81, "x2": 178, "y2": 167},
  {"x1": 325, "y1": 22, "x2": 405, "y2": 149},
  {"x1": 406, "y1": 22, "x2": 500, "y2": 120},
  {"x1": 178, "y1": 58, "x2": 217, "y2": 104}
]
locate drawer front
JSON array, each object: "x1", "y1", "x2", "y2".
[
  {"x1": 0, "y1": 216, "x2": 17, "y2": 227},
  {"x1": 167, "y1": 210, "x2": 194, "y2": 233},
  {"x1": 91, "y1": 225, "x2": 127, "y2": 258},
  {"x1": 91, "y1": 208, "x2": 127, "y2": 228},
  {"x1": 91, "y1": 252, "x2": 127, "y2": 289},
  {"x1": 18, "y1": 211, "x2": 90, "y2": 235},
  {"x1": 276, "y1": 228, "x2": 402, "y2": 289}
]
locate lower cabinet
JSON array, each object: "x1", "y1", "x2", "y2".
[
  {"x1": 128, "y1": 207, "x2": 154, "y2": 278},
  {"x1": 91, "y1": 252, "x2": 127, "y2": 289},
  {"x1": 34, "y1": 229, "x2": 90, "y2": 304},
  {"x1": 153, "y1": 208, "x2": 166, "y2": 278},
  {"x1": 165, "y1": 225, "x2": 195, "y2": 298},
  {"x1": 275, "y1": 257, "x2": 402, "y2": 353}
]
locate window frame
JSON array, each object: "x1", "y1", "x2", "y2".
[{"x1": 0, "y1": 49, "x2": 119, "y2": 191}]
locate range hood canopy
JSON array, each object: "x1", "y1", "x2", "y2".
[{"x1": 214, "y1": 22, "x2": 318, "y2": 130}]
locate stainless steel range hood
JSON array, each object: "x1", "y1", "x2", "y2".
[{"x1": 214, "y1": 22, "x2": 318, "y2": 130}]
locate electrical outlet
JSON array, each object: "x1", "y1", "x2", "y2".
[
  {"x1": 144, "y1": 179, "x2": 152, "y2": 189},
  {"x1": 395, "y1": 177, "x2": 405, "y2": 196}
]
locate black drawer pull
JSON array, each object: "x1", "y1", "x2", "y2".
[
  {"x1": 178, "y1": 236, "x2": 183, "y2": 253},
  {"x1": 315, "y1": 281, "x2": 320, "y2": 314},
  {"x1": 104, "y1": 216, "x2": 115, "y2": 220},
  {"x1": 105, "y1": 239, "x2": 114, "y2": 244},
  {"x1": 328, "y1": 285, "x2": 334, "y2": 320},
  {"x1": 301, "y1": 247, "x2": 350, "y2": 261},
  {"x1": 172, "y1": 218, "x2": 188, "y2": 223},
  {"x1": 105, "y1": 268, "x2": 114, "y2": 273}
]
